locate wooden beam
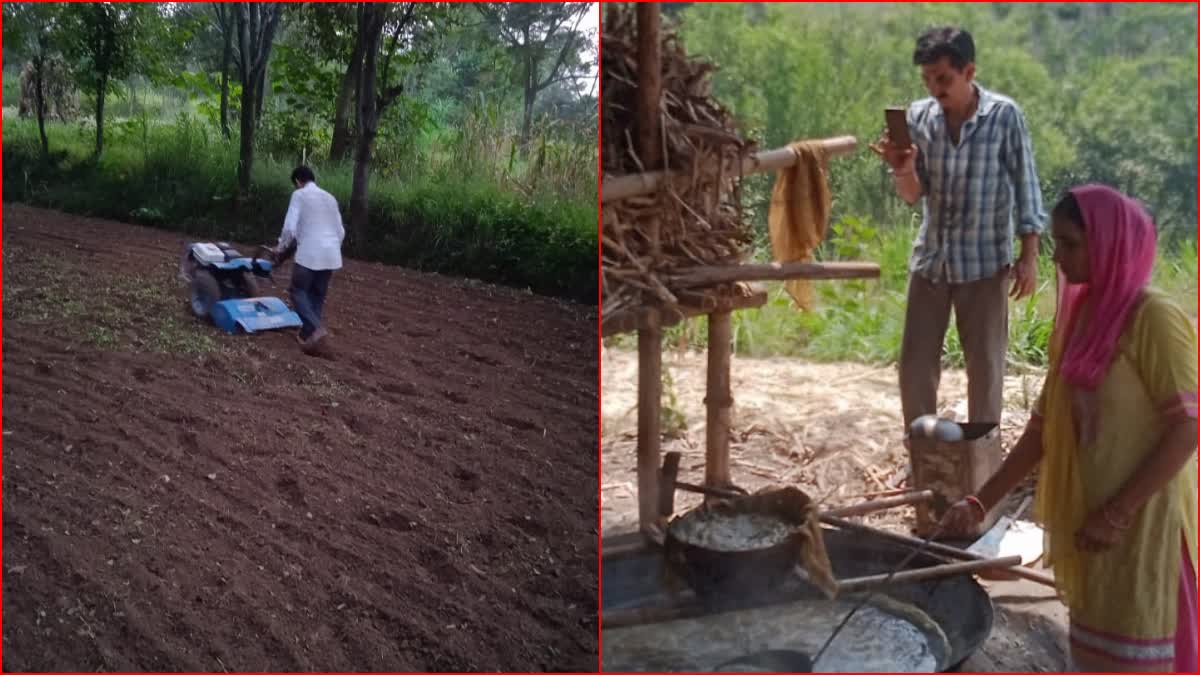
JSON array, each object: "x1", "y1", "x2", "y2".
[
  {"x1": 667, "y1": 261, "x2": 880, "y2": 289},
  {"x1": 601, "y1": 285, "x2": 769, "y2": 337},
  {"x1": 603, "y1": 135, "x2": 858, "y2": 203}
]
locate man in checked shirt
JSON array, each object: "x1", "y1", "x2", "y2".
[{"x1": 871, "y1": 26, "x2": 1047, "y2": 443}]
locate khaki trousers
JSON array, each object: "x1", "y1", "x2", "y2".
[{"x1": 899, "y1": 269, "x2": 1009, "y2": 430}]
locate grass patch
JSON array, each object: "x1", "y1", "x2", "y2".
[
  {"x1": 3, "y1": 113, "x2": 597, "y2": 304},
  {"x1": 296, "y1": 367, "x2": 353, "y2": 403}
]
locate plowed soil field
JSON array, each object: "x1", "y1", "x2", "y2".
[{"x1": 1, "y1": 203, "x2": 599, "y2": 672}]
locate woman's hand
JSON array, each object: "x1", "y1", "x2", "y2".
[
  {"x1": 940, "y1": 496, "x2": 986, "y2": 536},
  {"x1": 1074, "y1": 503, "x2": 1132, "y2": 553}
]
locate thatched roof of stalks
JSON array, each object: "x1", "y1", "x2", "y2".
[{"x1": 601, "y1": 4, "x2": 757, "y2": 324}]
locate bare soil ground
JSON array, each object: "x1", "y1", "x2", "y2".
[
  {"x1": 601, "y1": 346, "x2": 1070, "y2": 672},
  {"x1": 2, "y1": 203, "x2": 599, "y2": 672}
]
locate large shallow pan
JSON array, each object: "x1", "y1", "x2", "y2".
[{"x1": 603, "y1": 526, "x2": 995, "y2": 671}]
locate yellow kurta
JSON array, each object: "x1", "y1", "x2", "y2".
[{"x1": 1033, "y1": 287, "x2": 1198, "y2": 641}]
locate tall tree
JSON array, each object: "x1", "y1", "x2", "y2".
[
  {"x1": 348, "y1": 2, "x2": 415, "y2": 253},
  {"x1": 59, "y1": 2, "x2": 156, "y2": 158},
  {"x1": 231, "y1": 2, "x2": 283, "y2": 197},
  {"x1": 211, "y1": 3, "x2": 235, "y2": 139},
  {"x1": 3, "y1": 3, "x2": 60, "y2": 157},
  {"x1": 287, "y1": 3, "x2": 361, "y2": 162},
  {"x1": 478, "y1": 2, "x2": 593, "y2": 147}
]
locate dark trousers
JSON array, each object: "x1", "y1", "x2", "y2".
[{"x1": 290, "y1": 264, "x2": 333, "y2": 339}]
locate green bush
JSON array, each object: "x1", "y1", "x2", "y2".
[{"x1": 3, "y1": 115, "x2": 597, "y2": 304}]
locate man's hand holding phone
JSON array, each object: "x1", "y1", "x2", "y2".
[
  {"x1": 870, "y1": 107, "x2": 917, "y2": 173},
  {"x1": 869, "y1": 131, "x2": 918, "y2": 173},
  {"x1": 870, "y1": 107, "x2": 922, "y2": 204}
]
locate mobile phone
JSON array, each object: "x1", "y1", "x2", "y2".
[{"x1": 885, "y1": 107, "x2": 912, "y2": 148}]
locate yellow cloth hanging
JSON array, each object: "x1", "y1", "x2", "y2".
[{"x1": 767, "y1": 140, "x2": 832, "y2": 310}]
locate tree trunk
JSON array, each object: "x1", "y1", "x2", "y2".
[
  {"x1": 232, "y1": 2, "x2": 282, "y2": 201},
  {"x1": 34, "y1": 56, "x2": 48, "y2": 157},
  {"x1": 330, "y1": 45, "x2": 362, "y2": 163},
  {"x1": 349, "y1": 5, "x2": 385, "y2": 256},
  {"x1": 94, "y1": 76, "x2": 107, "y2": 158},
  {"x1": 521, "y1": 84, "x2": 536, "y2": 150},
  {"x1": 237, "y1": 71, "x2": 256, "y2": 196},
  {"x1": 255, "y1": 61, "x2": 268, "y2": 124},
  {"x1": 349, "y1": 138, "x2": 373, "y2": 254},
  {"x1": 219, "y1": 25, "x2": 232, "y2": 139}
]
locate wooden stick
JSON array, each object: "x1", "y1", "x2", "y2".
[
  {"x1": 602, "y1": 555, "x2": 1023, "y2": 629},
  {"x1": 705, "y1": 310, "x2": 733, "y2": 491},
  {"x1": 823, "y1": 490, "x2": 935, "y2": 518},
  {"x1": 836, "y1": 555, "x2": 1022, "y2": 593},
  {"x1": 821, "y1": 515, "x2": 1056, "y2": 588},
  {"x1": 603, "y1": 135, "x2": 859, "y2": 203},
  {"x1": 667, "y1": 261, "x2": 880, "y2": 289},
  {"x1": 675, "y1": 481, "x2": 745, "y2": 500}
]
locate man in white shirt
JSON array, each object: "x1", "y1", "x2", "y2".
[{"x1": 272, "y1": 165, "x2": 345, "y2": 352}]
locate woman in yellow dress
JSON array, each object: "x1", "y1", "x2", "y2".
[{"x1": 943, "y1": 183, "x2": 1198, "y2": 672}]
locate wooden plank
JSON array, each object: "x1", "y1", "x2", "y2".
[
  {"x1": 601, "y1": 284, "x2": 768, "y2": 337},
  {"x1": 667, "y1": 261, "x2": 880, "y2": 289},
  {"x1": 603, "y1": 135, "x2": 859, "y2": 203},
  {"x1": 705, "y1": 311, "x2": 733, "y2": 490}
]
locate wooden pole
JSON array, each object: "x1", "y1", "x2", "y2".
[
  {"x1": 636, "y1": 4, "x2": 662, "y2": 172},
  {"x1": 836, "y1": 555, "x2": 1022, "y2": 593},
  {"x1": 821, "y1": 515, "x2": 1056, "y2": 588},
  {"x1": 602, "y1": 555, "x2": 1023, "y2": 630},
  {"x1": 705, "y1": 311, "x2": 733, "y2": 490},
  {"x1": 635, "y1": 3, "x2": 664, "y2": 535},
  {"x1": 822, "y1": 490, "x2": 935, "y2": 518},
  {"x1": 603, "y1": 135, "x2": 858, "y2": 204},
  {"x1": 668, "y1": 261, "x2": 880, "y2": 289}
]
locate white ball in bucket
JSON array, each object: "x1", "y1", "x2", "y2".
[
  {"x1": 909, "y1": 414, "x2": 940, "y2": 440},
  {"x1": 909, "y1": 415, "x2": 964, "y2": 442},
  {"x1": 933, "y1": 418, "x2": 965, "y2": 442}
]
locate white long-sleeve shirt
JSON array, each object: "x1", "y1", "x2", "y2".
[{"x1": 277, "y1": 182, "x2": 345, "y2": 271}]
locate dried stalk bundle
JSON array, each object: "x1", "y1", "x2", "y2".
[{"x1": 601, "y1": 4, "x2": 756, "y2": 322}]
